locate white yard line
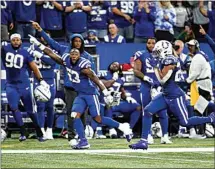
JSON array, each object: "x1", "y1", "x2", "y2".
[
  {"x1": 1, "y1": 147, "x2": 214, "y2": 154},
  {"x1": 89, "y1": 153, "x2": 213, "y2": 163}
]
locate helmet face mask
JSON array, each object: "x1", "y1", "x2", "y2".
[{"x1": 53, "y1": 98, "x2": 66, "y2": 113}]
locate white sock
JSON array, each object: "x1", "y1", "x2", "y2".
[
  {"x1": 96, "y1": 127, "x2": 102, "y2": 131},
  {"x1": 41, "y1": 128, "x2": 46, "y2": 136},
  {"x1": 190, "y1": 128, "x2": 196, "y2": 136}
]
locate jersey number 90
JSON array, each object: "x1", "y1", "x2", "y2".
[{"x1": 5, "y1": 53, "x2": 24, "y2": 68}]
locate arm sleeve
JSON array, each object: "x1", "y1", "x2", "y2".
[
  {"x1": 38, "y1": 30, "x2": 65, "y2": 53},
  {"x1": 205, "y1": 34, "x2": 215, "y2": 54},
  {"x1": 148, "y1": 7, "x2": 156, "y2": 21},
  {"x1": 133, "y1": 7, "x2": 142, "y2": 21}
]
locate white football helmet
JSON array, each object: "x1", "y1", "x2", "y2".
[
  {"x1": 53, "y1": 98, "x2": 66, "y2": 113},
  {"x1": 1, "y1": 129, "x2": 7, "y2": 142},
  {"x1": 152, "y1": 40, "x2": 173, "y2": 59},
  {"x1": 85, "y1": 125, "x2": 94, "y2": 139},
  {"x1": 205, "y1": 124, "x2": 214, "y2": 138},
  {"x1": 151, "y1": 122, "x2": 162, "y2": 138},
  {"x1": 34, "y1": 85, "x2": 51, "y2": 102}
]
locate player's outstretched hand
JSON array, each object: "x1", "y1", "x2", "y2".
[
  {"x1": 28, "y1": 34, "x2": 41, "y2": 46},
  {"x1": 112, "y1": 72, "x2": 119, "y2": 81},
  {"x1": 126, "y1": 96, "x2": 137, "y2": 104},
  {"x1": 143, "y1": 75, "x2": 154, "y2": 85}
]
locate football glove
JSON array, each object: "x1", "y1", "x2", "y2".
[
  {"x1": 112, "y1": 72, "x2": 119, "y2": 81},
  {"x1": 40, "y1": 80, "x2": 50, "y2": 89},
  {"x1": 143, "y1": 75, "x2": 154, "y2": 85},
  {"x1": 103, "y1": 89, "x2": 113, "y2": 105},
  {"x1": 28, "y1": 34, "x2": 41, "y2": 46},
  {"x1": 126, "y1": 96, "x2": 137, "y2": 104}
]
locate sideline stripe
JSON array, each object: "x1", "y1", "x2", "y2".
[
  {"x1": 90, "y1": 153, "x2": 213, "y2": 163},
  {"x1": 2, "y1": 148, "x2": 214, "y2": 154}
]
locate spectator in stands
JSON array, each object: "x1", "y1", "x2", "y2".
[
  {"x1": 104, "y1": 23, "x2": 126, "y2": 43},
  {"x1": 87, "y1": 0, "x2": 110, "y2": 40},
  {"x1": 154, "y1": 1, "x2": 176, "y2": 42},
  {"x1": 199, "y1": 25, "x2": 215, "y2": 54},
  {"x1": 37, "y1": 1, "x2": 64, "y2": 38},
  {"x1": 133, "y1": 0, "x2": 156, "y2": 43},
  {"x1": 64, "y1": 1, "x2": 91, "y2": 40},
  {"x1": 176, "y1": 22, "x2": 195, "y2": 43},
  {"x1": 10, "y1": 1, "x2": 37, "y2": 38},
  {"x1": 110, "y1": 1, "x2": 136, "y2": 42},
  {"x1": 188, "y1": 1, "x2": 209, "y2": 39},
  {"x1": 199, "y1": 1, "x2": 215, "y2": 40},
  {"x1": 1, "y1": 1, "x2": 14, "y2": 41},
  {"x1": 84, "y1": 30, "x2": 100, "y2": 45},
  {"x1": 172, "y1": 1, "x2": 190, "y2": 37}
]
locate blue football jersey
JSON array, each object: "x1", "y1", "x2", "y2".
[
  {"x1": 134, "y1": 50, "x2": 159, "y2": 88},
  {"x1": 87, "y1": 1, "x2": 110, "y2": 29},
  {"x1": 63, "y1": 56, "x2": 98, "y2": 95},
  {"x1": 110, "y1": 1, "x2": 136, "y2": 28},
  {"x1": 1, "y1": 43, "x2": 33, "y2": 87},
  {"x1": 104, "y1": 34, "x2": 126, "y2": 43},
  {"x1": 33, "y1": 52, "x2": 56, "y2": 83},
  {"x1": 11, "y1": 1, "x2": 36, "y2": 22},
  {"x1": 100, "y1": 71, "x2": 125, "y2": 92},
  {"x1": 1, "y1": 0, "x2": 12, "y2": 25},
  {"x1": 63, "y1": 1, "x2": 89, "y2": 33},
  {"x1": 40, "y1": 1, "x2": 63, "y2": 30},
  {"x1": 160, "y1": 55, "x2": 185, "y2": 99}
]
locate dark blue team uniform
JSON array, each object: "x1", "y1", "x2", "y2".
[
  {"x1": 1, "y1": 43, "x2": 34, "y2": 112},
  {"x1": 99, "y1": 71, "x2": 141, "y2": 129},
  {"x1": 134, "y1": 50, "x2": 168, "y2": 136},
  {"x1": 40, "y1": 1, "x2": 64, "y2": 30},
  {"x1": 141, "y1": 55, "x2": 212, "y2": 140},
  {"x1": 62, "y1": 56, "x2": 99, "y2": 117},
  {"x1": 33, "y1": 50, "x2": 56, "y2": 128}
]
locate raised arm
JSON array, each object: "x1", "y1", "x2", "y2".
[
  {"x1": 31, "y1": 21, "x2": 64, "y2": 53},
  {"x1": 29, "y1": 34, "x2": 64, "y2": 65}
]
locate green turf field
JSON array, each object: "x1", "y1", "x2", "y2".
[{"x1": 1, "y1": 138, "x2": 215, "y2": 168}]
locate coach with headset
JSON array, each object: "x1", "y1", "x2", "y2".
[{"x1": 185, "y1": 39, "x2": 213, "y2": 114}]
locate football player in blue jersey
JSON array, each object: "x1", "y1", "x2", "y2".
[
  {"x1": 99, "y1": 62, "x2": 141, "y2": 138},
  {"x1": 133, "y1": 38, "x2": 172, "y2": 144},
  {"x1": 28, "y1": 40, "x2": 57, "y2": 140},
  {"x1": 31, "y1": 21, "x2": 95, "y2": 146},
  {"x1": 1, "y1": 33, "x2": 50, "y2": 142},
  {"x1": 129, "y1": 40, "x2": 215, "y2": 150},
  {"x1": 28, "y1": 38, "x2": 133, "y2": 149}
]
